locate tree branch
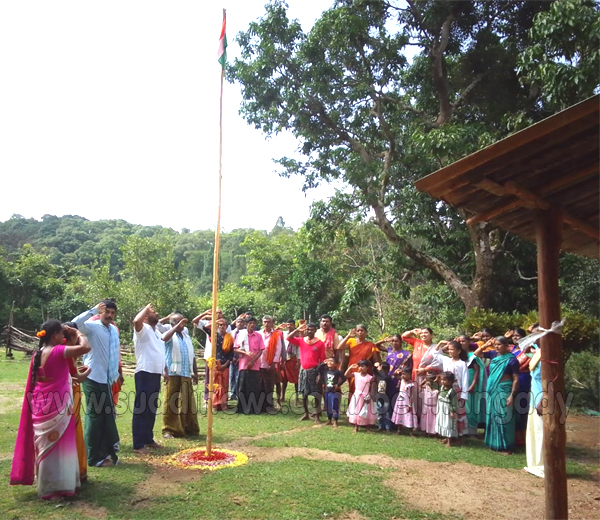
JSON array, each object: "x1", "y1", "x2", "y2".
[
  {"x1": 430, "y1": 14, "x2": 453, "y2": 128},
  {"x1": 516, "y1": 263, "x2": 538, "y2": 281},
  {"x1": 305, "y1": 96, "x2": 372, "y2": 163},
  {"x1": 369, "y1": 194, "x2": 475, "y2": 309},
  {"x1": 452, "y1": 74, "x2": 484, "y2": 110}
]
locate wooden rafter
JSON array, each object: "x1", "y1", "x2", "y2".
[{"x1": 466, "y1": 179, "x2": 599, "y2": 240}]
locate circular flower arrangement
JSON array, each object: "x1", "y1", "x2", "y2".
[{"x1": 166, "y1": 447, "x2": 248, "y2": 471}]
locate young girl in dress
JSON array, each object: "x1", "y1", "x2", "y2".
[
  {"x1": 345, "y1": 359, "x2": 377, "y2": 432},
  {"x1": 437, "y1": 340, "x2": 469, "y2": 437},
  {"x1": 420, "y1": 372, "x2": 439, "y2": 436},
  {"x1": 392, "y1": 366, "x2": 417, "y2": 434},
  {"x1": 436, "y1": 371, "x2": 458, "y2": 447}
]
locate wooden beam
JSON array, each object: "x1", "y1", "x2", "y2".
[
  {"x1": 474, "y1": 178, "x2": 505, "y2": 197},
  {"x1": 504, "y1": 181, "x2": 549, "y2": 210},
  {"x1": 535, "y1": 208, "x2": 568, "y2": 520},
  {"x1": 466, "y1": 199, "x2": 521, "y2": 226},
  {"x1": 563, "y1": 214, "x2": 600, "y2": 240},
  {"x1": 467, "y1": 181, "x2": 600, "y2": 240}
]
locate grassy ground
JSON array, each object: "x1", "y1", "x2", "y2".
[{"x1": 0, "y1": 355, "x2": 596, "y2": 520}]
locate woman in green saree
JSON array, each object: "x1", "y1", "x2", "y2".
[
  {"x1": 465, "y1": 347, "x2": 485, "y2": 435},
  {"x1": 474, "y1": 336, "x2": 519, "y2": 454}
]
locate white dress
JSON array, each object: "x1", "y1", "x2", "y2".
[{"x1": 435, "y1": 386, "x2": 458, "y2": 438}]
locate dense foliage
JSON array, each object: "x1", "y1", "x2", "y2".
[{"x1": 0, "y1": 214, "x2": 597, "y2": 354}]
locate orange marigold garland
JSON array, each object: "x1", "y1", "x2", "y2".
[{"x1": 166, "y1": 447, "x2": 248, "y2": 471}]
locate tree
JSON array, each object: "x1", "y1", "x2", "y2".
[
  {"x1": 229, "y1": 0, "x2": 559, "y2": 312},
  {"x1": 517, "y1": 0, "x2": 599, "y2": 112},
  {"x1": 241, "y1": 229, "x2": 340, "y2": 320},
  {"x1": 2, "y1": 244, "x2": 67, "y2": 328}
]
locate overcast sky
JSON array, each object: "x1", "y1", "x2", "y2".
[{"x1": 0, "y1": 1, "x2": 337, "y2": 232}]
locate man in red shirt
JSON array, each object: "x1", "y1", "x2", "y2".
[{"x1": 286, "y1": 322, "x2": 326, "y2": 423}]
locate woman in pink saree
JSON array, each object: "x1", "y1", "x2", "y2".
[{"x1": 10, "y1": 320, "x2": 90, "y2": 499}]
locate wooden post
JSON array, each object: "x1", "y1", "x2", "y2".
[{"x1": 535, "y1": 208, "x2": 568, "y2": 520}]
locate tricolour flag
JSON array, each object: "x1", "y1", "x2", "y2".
[{"x1": 217, "y1": 14, "x2": 227, "y2": 68}]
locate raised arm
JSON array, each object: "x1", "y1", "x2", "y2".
[
  {"x1": 472, "y1": 338, "x2": 495, "y2": 358},
  {"x1": 159, "y1": 313, "x2": 173, "y2": 325},
  {"x1": 64, "y1": 327, "x2": 92, "y2": 359},
  {"x1": 401, "y1": 329, "x2": 420, "y2": 346},
  {"x1": 344, "y1": 363, "x2": 358, "y2": 377},
  {"x1": 192, "y1": 310, "x2": 212, "y2": 326},
  {"x1": 72, "y1": 303, "x2": 101, "y2": 335},
  {"x1": 133, "y1": 304, "x2": 154, "y2": 333},
  {"x1": 375, "y1": 336, "x2": 393, "y2": 352},
  {"x1": 337, "y1": 329, "x2": 356, "y2": 351},
  {"x1": 162, "y1": 318, "x2": 188, "y2": 343},
  {"x1": 435, "y1": 340, "x2": 449, "y2": 352}
]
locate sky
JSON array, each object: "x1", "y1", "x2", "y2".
[{"x1": 0, "y1": 1, "x2": 337, "y2": 233}]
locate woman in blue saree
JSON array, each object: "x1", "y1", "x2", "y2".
[{"x1": 474, "y1": 336, "x2": 519, "y2": 454}]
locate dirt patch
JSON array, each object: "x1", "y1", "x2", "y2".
[
  {"x1": 237, "y1": 446, "x2": 599, "y2": 520},
  {"x1": 566, "y1": 415, "x2": 600, "y2": 465},
  {"x1": 0, "y1": 394, "x2": 22, "y2": 414},
  {"x1": 132, "y1": 465, "x2": 201, "y2": 505}
]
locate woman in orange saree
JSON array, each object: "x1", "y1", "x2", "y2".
[{"x1": 338, "y1": 325, "x2": 380, "y2": 400}]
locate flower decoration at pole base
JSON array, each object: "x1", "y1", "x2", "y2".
[{"x1": 165, "y1": 447, "x2": 248, "y2": 471}]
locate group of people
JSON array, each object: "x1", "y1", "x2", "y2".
[{"x1": 9, "y1": 299, "x2": 545, "y2": 500}]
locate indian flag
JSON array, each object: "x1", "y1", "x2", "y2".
[{"x1": 217, "y1": 14, "x2": 227, "y2": 68}]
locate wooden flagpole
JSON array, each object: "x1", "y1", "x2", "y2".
[{"x1": 206, "y1": 8, "x2": 226, "y2": 457}]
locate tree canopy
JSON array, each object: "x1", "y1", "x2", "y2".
[{"x1": 229, "y1": 0, "x2": 599, "y2": 312}]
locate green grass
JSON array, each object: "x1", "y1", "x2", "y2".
[
  {"x1": 122, "y1": 458, "x2": 456, "y2": 520},
  {"x1": 0, "y1": 354, "x2": 597, "y2": 519}
]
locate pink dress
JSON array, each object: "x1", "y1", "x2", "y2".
[
  {"x1": 420, "y1": 384, "x2": 439, "y2": 434},
  {"x1": 347, "y1": 373, "x2": 376, "y2": 426},
  {"x1": 392, "y1": 380, "x2": 417, "y2": 428}
]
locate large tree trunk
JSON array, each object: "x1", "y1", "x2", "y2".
[
  {"x1": 371, "y1": 199, "x2": 494, "y2": 313},
  {"x1": 467, "y1": 220, "x2": 496, "y2": 311}
]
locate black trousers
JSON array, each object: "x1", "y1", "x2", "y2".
[{"x1": 132, "y1": 371, "x2": 162, "y2": 449}]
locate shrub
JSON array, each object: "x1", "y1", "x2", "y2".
[
  {"x1": 462, "y1": 308, "x2": 525, "y2": 337},
  {"x1": 522, "y1": 307, "x2": 599, "y2": 361}
]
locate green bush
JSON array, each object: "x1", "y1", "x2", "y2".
[
  {"x1": 462, "y1": 308, "x2": 525, "y2": 337},
  {"x1": 565, "y1": 350, "x2": 600, "y2": 411},
  {"x1": 522, "y1": 307, "x2": 599, "y2": 360}
]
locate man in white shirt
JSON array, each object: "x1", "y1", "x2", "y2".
[
  {"x1": 132, "y1": 304, "x2": 168, "y2": 454},
  {"x1": 259, "y1": 315, "x2": 285, "y2": 412}
]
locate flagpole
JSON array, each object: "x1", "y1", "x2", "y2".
[{"x1": 206, "y1": 7, "x2": 226, "y2": 457}]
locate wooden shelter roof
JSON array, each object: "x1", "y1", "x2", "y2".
[{"x1": 415, "y1": 95, "x2": 599, "y2": 259}]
